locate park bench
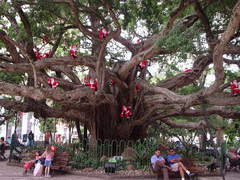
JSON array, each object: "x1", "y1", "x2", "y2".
[
  {"x1": 21, "y1": 151, "x2": 71, "y2": 173},
  {"x1": 51, "y1": 152, "x2": 71, "y2": 172},
  {"x1": 151, "y1": 158, "x2": 203, "y2": 180}
]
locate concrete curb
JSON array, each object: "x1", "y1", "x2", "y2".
[{"x1": 69, "y1": 170, "x2": 156, "y2": 179}]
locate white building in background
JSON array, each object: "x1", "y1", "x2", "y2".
[{"x1": 0, "y1": 112, "x2": 78, "y2": 143}]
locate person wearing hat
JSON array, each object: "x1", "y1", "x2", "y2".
[
  {"x1": 150, "y1": 148, "x2": 169, "y2": 180},
  {"x1": 166, "y1": 148, "x2": 192, "y2": 180}
]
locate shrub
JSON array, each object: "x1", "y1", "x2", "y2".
[{"x1": 70, "y1": 151, "x2": 100, "y2": 169}]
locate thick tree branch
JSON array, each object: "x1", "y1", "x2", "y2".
[
  {"x1": 158, "y1": 118, "x2": 207, "y2": 129},
  {"x1": 118, "y1": 0, "x2": 196, "y2": 80},
  {"x1": 0, "y1": 82, "x2": 95, "y2": 103},
  {"x1": 193, "y1": 0, "x2": 215, "y2": 44},
  {"x1": 0, "y1": 30, "x2": 22, "y2": 63},
  {"x1": 182, "y1": 107, "x2": 240, "y2": 120},
  {"x1": 0, "y1": 30, "x2": 37, "y2": 87},
  {"x1": 0, "y1": 99, "x2": 88, "y2": 123},
  {"x1": 13, "y1": 1, "x2": 35, "y2": 58},
  {"x1": 158, "y1": 55, "x2": 212, "y2": 90},
  {"x1": 68, "y1": 0, "x2": 99, "y2": 40}
]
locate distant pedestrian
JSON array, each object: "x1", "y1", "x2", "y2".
[
  {"x1": 44, "y1": 132, "x2": 51, "y2": 146},
  {"x1": 28, "y1": 131, "x2": 34, "y2": 146},
  {"x1": 6, "y1": 136, "x2": 11, "y2": 145},
  {"x1": 0, "y1": 137, "x2": 6, "y2": 160}
]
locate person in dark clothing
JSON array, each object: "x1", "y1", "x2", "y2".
[
  {"x1": 0, "y1": 137, "x2": 6, "y2": 160},
  {"x1": 9, "y1": 131, "x2": 22, "y2": 162},
  {"x1": 28, "y1": 130, "x2": 34, "y2": 146}
]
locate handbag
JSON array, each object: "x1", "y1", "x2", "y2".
[{"x1": 33, "y1": 162, "x2": 43, "y2": 176}]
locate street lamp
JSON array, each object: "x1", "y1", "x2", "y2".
[
  {"x1": 14, "y1": 96, "x2": 22, "y2": 133},
  {"x1": 9, "y1": 96, "x2": 22, "y2": 162}
]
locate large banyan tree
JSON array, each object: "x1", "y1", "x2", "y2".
[{"x1": 0, "y1": 0, "x2": 240, "y2": 141}]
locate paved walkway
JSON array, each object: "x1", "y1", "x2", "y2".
[
  {"x1": 0, "y1": 161, "x2": 240, "y2": 180},
  {"x1": 0, "y1": 161, "x2": 99, "y2": 180}
]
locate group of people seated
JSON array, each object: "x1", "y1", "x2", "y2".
[{"x1": 151, "y1": 148, "x2": 194, "y2": 180}]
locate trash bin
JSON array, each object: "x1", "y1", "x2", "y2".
[{"x1": 104, "y1": 162, "x2": 116, "y2": 173}]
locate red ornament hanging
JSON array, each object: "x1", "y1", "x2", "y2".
[
  {"x1": 90, "y1": 79, "x2": 98, "y2": 91},
  {"x1": 34, "y1": 51, "x2": 43, "y2": 60},
  {"x1": 43, "y1": 52, "x2": 50, "y2": 58},
  {"x1": 43, "y1": 35, "x2": 49, "y2": 43},
  {"x1": 83, "y1": 76, "x2": 91, "y2": 86},
  {"x1": 135, "y1": 84, "x2": 142, "y2": 91},
  {"x1": 139, "y1": 60, "x2": 149, "y2": 68},
  {"x1": 184, "y1": 68, "x2": 192, "y2": 72},
  {"x1": 120, "y1": 105, "x2": 132, "y2": 118},
  {"x1": 109, "y1": 80, "x2": 116, "y2": 86},
  {"x1": 230, "y1": 80, "x2": 240, "y2": 96},
  {"x1": 98, "y1": 28, "x2": 108, "y2": 40},
  {"x1": 48, "y1": 78, "x2": 59, "y2": 89},
  {"x1": 84, "y1": 77, "x2": 98, "y2": 91},
  {"x1": 69, "y1": 45, "x2": 77, "y2": 58}
]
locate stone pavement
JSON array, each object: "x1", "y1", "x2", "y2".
[{"x1": 0, "y1": 161, "x2": 240, "y2": 180}]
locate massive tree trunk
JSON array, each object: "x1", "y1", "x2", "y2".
[{"x1": 86, "y1": 101, "x2": 148, "y2": 141}]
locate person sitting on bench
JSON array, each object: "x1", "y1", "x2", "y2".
[
  {"x1": 228, "y1": 147, "x2": 240, "y2": 168},
  {"x1": 151, "y1": 148, "x2": 169, "y2": 180},
  {"x1": 166, "y1": 148, "x2": 192, "y2": 180}
]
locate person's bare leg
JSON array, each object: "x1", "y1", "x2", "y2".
[
  {"x1": 45, "y1": 167, "x2": 48, "y2": 176},
  {"x1": 178, "y1": 162, "x2": 187, "y2": 171},
  {"x1": 47, "y1": 167, "x2": 50, "y2": 176},
  {"x1": 48, "y1": 167, "x2": 51, "y2": 176},
  {"x1": 179, "y1": 162, "x2": 191, "y2": 175},
  {"x1": 179, "y1": 166, "x2": 185, "y2": 178}
]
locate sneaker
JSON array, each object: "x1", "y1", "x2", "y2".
[{"x1": 188, "y1": 172, "x2": 196, "y2": 176}]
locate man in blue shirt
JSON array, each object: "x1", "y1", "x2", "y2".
[
  {"x1": 166, "y1": 148, "x2": 192, "y2": 180},
  {"x1": 151, "y1": 148, "x2": 169, "y2": 180}
]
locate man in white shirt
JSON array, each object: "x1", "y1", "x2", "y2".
[{"x1": 151, "y1": 148, "x2": 169, "y2": 180}]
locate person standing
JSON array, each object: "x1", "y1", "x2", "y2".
[
  {"x1": 28, "y1": 130, "x2": 34, "y2": 146},
  {"x1": 41, "y1": 146, "x2": 55, "y2": 177},
  {"x1": 0, "y1": 137, "x2": 6, "y2": 160}
]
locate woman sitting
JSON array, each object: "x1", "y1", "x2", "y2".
[{"x1": 228, "y1": 147, "x2": 240, "y2": 169}]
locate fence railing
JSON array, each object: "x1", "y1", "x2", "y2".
[{"x1": 8, "y1": 138, "x2": 228, "y2": 178}]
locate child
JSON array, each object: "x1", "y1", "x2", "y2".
[
  {"x1": 33, "y1": 151, "x2": 44, "y2": 177},
  {"x1": 41, "y1": 145, "x2": 55, "y2": 177},
  {"x1": 23, "y1": 152, "x2": 40, "y2": 175}
]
